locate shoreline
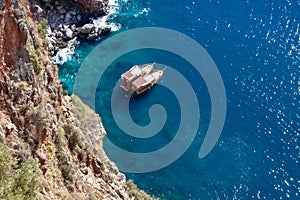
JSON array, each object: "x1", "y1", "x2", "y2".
[{"x1": 36, "y1": 0, "x2": 120, "y2": 65}]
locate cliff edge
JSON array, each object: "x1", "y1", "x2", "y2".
[{"x1": 0, "y1": 0, "x2": 154, "y2": 199}]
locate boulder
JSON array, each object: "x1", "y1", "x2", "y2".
[
  {"x1": 65, "y1": 12, "x2": 72, "y2": 21},
  {"x1": 55, "y1": 31, "x2": 63, "y2": 38},
  {"x1": 65, "y1": 28, "x2": 73, "y2": 39},
  {"x1": 70, "y1": 24, "x2": 77, "y2": 32},
  {"x1": 33, "y1": 5, "x2": 43, "y2": 14},
  {"x1": 80, "y1": 23, "x2": 94, "y2": 34}
]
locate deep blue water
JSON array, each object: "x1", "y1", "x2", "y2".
[{"x1": 58, "y1": 0, "x2": 300, "y2": 199}]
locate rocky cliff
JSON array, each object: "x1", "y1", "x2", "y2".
[{"x1": 0, "y1": 0, "x2": 154, "y2": 199}]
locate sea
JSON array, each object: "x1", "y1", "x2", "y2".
[{"x1": 58, "y1": 0, "x2": 300, "y2": 199}]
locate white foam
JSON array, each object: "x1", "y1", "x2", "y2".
[
  {"x1": 92, "y1": 0, "x2": 122, "y2": 32},
  {"x1": 52, "y1": 46, "x2": 75, "y2": 65},
  {"x1": 133, "y1": 7, "x2": 151, "y2": 18},
  {"x1": 92, "y1": 17, "x2": 121, "y2": 32}
]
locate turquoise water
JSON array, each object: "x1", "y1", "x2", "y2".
[{"x1": 58, "y1": 0, "x2": 299, "y2": 199}]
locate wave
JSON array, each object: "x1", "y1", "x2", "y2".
[
  {"x1": 92, "y1": 0, "x2": 123, "y2": 32},
  {"x1": 52, "y1": 38, "x2": 77, "y2": 65}
]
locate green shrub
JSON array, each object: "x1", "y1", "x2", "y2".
[
  {"x1": 87, "y1": 189, "x2": 98, "y2": 200},
  {"x1": 54, "y1": 129, "x2": 64, "y2": 149},
  {"x1": 0, "y1": 144, "x2": 14, "y2": 187},
  {"x1": 71, "y1": 95, "x2": 99, "y2": 131},
  {"x1": 11, "y1": 160, "x2": 40, "y2": 199},
  {"x1": 23, "y1": 105, "x2": 49, "y2": 148},
  {"x1": 68, "y1": 129, "x2": 80, "y2": 151},
  {"x1": 48, "y1": 145, "x2": 53, "y2": 153},
  {"x1": 126, "y1": 180, "x2": 155, "y2": 200},
  {"x1": 26, "y1": 105, "x2": 50, "y2": 131},
  {"x1": 37, "y1": 19, "x2": 49, "y2": 48},
  {"x1": 54, "y1": 129, "x2": 73, "y2": 181},
  {"x1": 55, "y1": 150, "x2": 72, "y2": 181},
  {"x1": 0, "y1": 134, "x2": 4, "y2": 143},
  {"x1": 0, "y1": 144, "x2": 40, "y2": 200},
  {"x1": 64, "y1": 124, "x2": 81, "y2": 151},
  {"x1": 29, "y1": 49, "x2": 43, "y2": 74},
  {"x1": 62, "y1": 90, "x2": 68, "y2": 96},
  {"x1": 37, "y1": 19, "x2": 48, "y2": 39}
]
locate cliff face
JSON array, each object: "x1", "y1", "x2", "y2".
[
  {"x1": 0, "y1": 0, "x2": 154, "y2": 199},
  {"x1": 69, "y1": 0, "x2": 109, "y2": 16}
]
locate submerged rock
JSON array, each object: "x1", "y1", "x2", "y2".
[{"x1": 101, "y1": 26, "x2": 111, "y2": 35}]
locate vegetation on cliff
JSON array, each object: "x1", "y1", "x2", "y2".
[{"x1": 0, "y1": 144, "x2": 40, "y2": 200}]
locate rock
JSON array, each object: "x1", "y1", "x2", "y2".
[
  {"x1": 80, "y1": 23, "x2": 94, "y2": 34},
  {"x1": 92, "y1": 158, "x2": 104, "y2": 176},
  {"x1": 59, "y1": 8, "x2": 66, "y2": 14},
  {"x1": 13, "y1": 9, "x2": 25, "y2": 19},
  {"x1": 70, "y1": 24, "x2": 76, "y2": 32},
  {"x1": 45, "y1": 2, "x2": 53, "y2": 10},
  {"x1": 56, "y1": 31, "x2": 63, "y2": 38},
  {"x1": 91, "y1": 26, "x2": 96, "y2": 33},
  {"x1": 65, "y1": 12, "x2": 72, "y2": 21},
  {"x1": 15, "y1": 63, "x2": 27, "y2": 80},
  {"x1": 46, "y1": 36, "x2": 56, "y2": 45},
  {"x1": 12, "y1": 142, "x2": 20, "y2": 150},
  {"x1": 33, "y1": 5, "x2": 43, "y2": 14},
  {"x1": 100, "y1": 26, "x2": 111, "y2": 35},
  {"x1": 65, "y1": 28, "x2": 73, "y2": 39},
  {"x1": 6, "y1": 123, "x2": 17, "y2": 132},
  {"x1": 70, "y1": 10, "x2": 77, "y2": 16},
  {"x1": 76, "y1": 14, "x2": 81, "y2": 21},
  {"x1": 117, "y1": 173, "x2": 126, "y2": 182},
  {"x1": 69, "y1": 0, "x2": 107, "y2": 15},
  {"x1": 18, "y1": 21, "x2": 28, "y2": 33},
  {"x1": 35, "y1": 150, "x2": 47, "y2": 165},
  {"x1": 47, "y1": 26, "x2": 52, "y2": 35},
  {"x1": 56, "y1": 5, "x2": 63, "y2": 11},
  {"x1": 75, "y1": 181, "x2": 84, "y2": 192},
  {"x1": 63, "y1": 24, "x2": 69, "y2": 30},
  {"x1": 87, "y1": 33, "x2": 98, "y2": 41},
  {"x1": 56, "y1": 40, "x2": 68, "y2": 48},
  {"x1": 80, "y1": 166, "x2": 88, "y2": 175},
  {"x1": 97, "y1": 28, "x2": 102, "y2": 35}
]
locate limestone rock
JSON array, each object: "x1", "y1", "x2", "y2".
[
  {"x1": 80, "y1": 23, "x2": 94, "y2": 34},
  {"x1": 65, "y1": 27, "x2": 73, "y2": 39}
]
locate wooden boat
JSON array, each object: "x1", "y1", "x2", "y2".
[
  {"x1": 120, "y1": 63, "x2": 155, "y2": 91},
  {"x1": 120, "y1": 63, "x2": 164, "y2": 95},
  {"x1": 131, "y1": 69, "x2": 164, "y2": 95}
]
